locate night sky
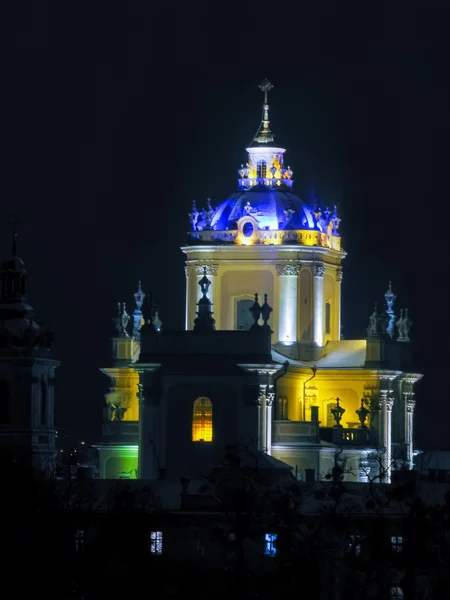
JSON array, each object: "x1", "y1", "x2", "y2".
[{"x1": 2, "y1": 4, "x2": 449, "y2": 448}]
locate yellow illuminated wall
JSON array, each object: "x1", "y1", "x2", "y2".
[
  {"x1": 192, "y1": 397, "x2": 213, "y2": 442},
  {"x1": 276, "y1": 370, "x2": 374, "y2": 428},
  {"x1": 220, "y1": 268, "x2": 275, "y2": 332},
  {"x1": 104, "y1": 367, "x2": 139, "y2": 421}
]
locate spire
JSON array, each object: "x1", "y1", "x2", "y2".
[
  {"x1": 0, "y1": 217, "x2": 27, "y2": 305},
  {"x1": 9, "y1": 215, "x2": 21, "y2": 257},
  {"x1": 384, "y1": 281, "x2": 396, "y2": 339},
  {"x1": 132, "y1": 281, "x2": 145, "y2": 340},
  {"x1": 193, "y1": 267, "x2": 215, "y2": 332},
  {"x1": 251, "y1": 79, "x2": 275, "y2": 146}
]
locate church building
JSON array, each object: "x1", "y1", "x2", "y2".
[
  {"x1": 0, "y1": 226, "x2": 59, "y2": 474},
  {"x1": 96, "y1": 80, "x2": 422, "y2": 484}
]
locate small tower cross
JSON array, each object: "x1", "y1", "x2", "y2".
[{"x1": 258, "y1": 78, "x2": 274, "y2": 104}]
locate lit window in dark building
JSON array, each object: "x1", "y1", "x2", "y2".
[
  {"x1": 149, "y1": 531, "x2": 163, "y2": 555},
  {"x1": 257, "y1": 159, "x2": 267, "y2": 180},
  {"x1": 192, "y1": 397, "x2": 213, "y2": 442},
  {"x1": 391, "y1": 536, "x2": 403, "y2": 552},
  {"x1": 74, "y1": 529, "x2": 85, "y2": 552},
  {"x1": 265, "y1": 533, "x2": 277, "y2": 556}
]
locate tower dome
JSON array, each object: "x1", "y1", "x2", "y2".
[
  {"x1": 183, "y1": 81, "x2": 345, "y2": 349},
  {"x1": 188, "y1": 79, "x2": 341, "y2": 250}
]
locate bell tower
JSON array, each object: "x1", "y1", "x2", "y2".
[
  {"x1": 182, "y1": 80, "x2": 345, "y2": 360},
  {"x1": 0, "y1": 219, "x2": 59, "y2": 475}
]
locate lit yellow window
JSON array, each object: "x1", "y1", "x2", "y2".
[{"x1": 192, "y1": 397, "x2": 213, "y2": 442}]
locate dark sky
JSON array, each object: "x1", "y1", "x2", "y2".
[{"x1": 2, "y1": 3, "x2": 449, "y2": 448}]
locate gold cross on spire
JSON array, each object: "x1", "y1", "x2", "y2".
[
  {"x1": 258, "y1": 78, "x2": 274, "y2": 104},
  {"x1": 8, "y1": 214, "x2": 22, "y2": 257}
]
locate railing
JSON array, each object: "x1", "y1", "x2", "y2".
[
  {"x1": 189, "y1": 228, "x2": 341, "y2": 250},
  {"x1": 320, "y1": 427, "x2": 378, "y2": 446},
  {"x1": 273, "y1": 420, "x2": 320, "y2": 444}
]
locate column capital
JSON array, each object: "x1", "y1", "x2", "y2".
[
  {"x1": 386, "y1": 396, "x2": 394, "y2": 411},
  {"x1": 313, "y1": 262, "x2": 325, "y2": 278},
  {"x1": 256, "y1": 384, "x2": 266, "y2": 406},
  {"x1": 195, "y1": 263, "x2": 218, "y2": 276},
  {"x1": 336, "y1": 268, "x2": 343, "y2": 282},
  {"x1": 276, "y1": 261, "x2": 301, "y2": 276},
  {"x1": 406, "y1": 399, "x2": 416, "y2": 413},
  {"x1": 185, "y1": 262, "x2": 219, "y2": 277},
  {"x1": 266, "y1": 392, "x2": 275, "y2": 407}
]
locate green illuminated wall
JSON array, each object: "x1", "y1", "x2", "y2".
[{"x1": 98, "y1": 445, "x2": 138, "y2": 479}]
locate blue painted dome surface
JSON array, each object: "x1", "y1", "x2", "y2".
[{"x1": 210, "y1": 185, "x2": 315, "y2": 231}]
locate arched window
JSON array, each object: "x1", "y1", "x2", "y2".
[
  {"x1": 0, "y1": 379, "x2": 10, "y2": 425},
  {"x1": 278, "y1": 395, "x2": 288, "y2": 420},
  {"x1": 325, "y1": 302, "x2": 331, "y2": 335},
  {"x1": 192, "y1": 397, "x2": 213, "y2": 442},
  {"x1": 236, "y1": 298, "x2": 254, "y2": 331},
  {"x1": 256, "y1": 159, "x2": 267, "y2": 180}
]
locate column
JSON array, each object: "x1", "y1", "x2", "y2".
[
  {"x1": 258, "y1": 385, "x2": 267, "y2": 452},
  {"x1": 336, "y1": 268, "x2": 343, "y2": 340},
  {"x1": 137, "y1": 381, "x2": 144, "y2": 479},
  {"x1": 385, "y1": 396, "x2": 393, "y2": 484},
  {"x1": 276, "y1": 262, "x2": 300, "y2": 344},
  {"x1": 48, "y1": 376, "x2": 56, "y2": 428},
  {"x1": 378, "y1": 385, "x2": 393, "y2": 484},
  {"x1": 266, "y1": 390, "x2": 275, "y2": 455},
  {"x1": 403, "y1": 380, "x2": 416, "y2": 469},
  {"x1": 184, "y1": 264, "x2": 192, "y2": 330},
  {"x1": 313, "y1": 262, "x2": 325, "y2": 346}
]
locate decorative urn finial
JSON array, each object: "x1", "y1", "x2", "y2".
[
  {"x1": 356, "y1": 399, "x2": 369, "y2": 428},
  {"x1": 330, "y1": 398, "x2": 345, "y2": 428},
  {"x1": 113, "y1": 302, "x2": 130, "y2": 338},
  {"x1": 260, "y1": 293, "x2": 273, "y2": 330},
  {"x1": 134, "y1": 281, "x2": 145, "y2": 311},
  {"x1": 249, "y1": 293, "x2": 261, "y2": 330},
  {"x1": 397, "y1": 308, "x2": 412, "y2": 342},
  {"x1": 193, "y1": 268, "x2": 215, "y2": 332}
]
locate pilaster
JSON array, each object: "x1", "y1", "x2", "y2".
[
  {"x1": 313, "y1": 261, "x2": 325, "y2": 346},
  {"x1": 335, "y1": 268, "x2": 343, "y2": 340},
  {"x1": 276, "y1": 261, "x2": 300, "y2": 344}
]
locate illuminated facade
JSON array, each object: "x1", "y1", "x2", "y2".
[
  {"x1": 97, "y1": 80, "x2": 422, "y2": 483},
  {"x1": 0, "y1": 230, "x2": 59, "y2": 474}
]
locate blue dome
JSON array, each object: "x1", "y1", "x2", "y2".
[{"x1": 210, "y1": 185, "x2": 315, "y2": 232}]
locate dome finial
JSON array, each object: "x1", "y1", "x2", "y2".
[
  {"x1": 9, "y1": 215, "x2": 22, "y2": 257},
  {"x1": 251, "y1": 79, "x2": 275, "y2": 145}
]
